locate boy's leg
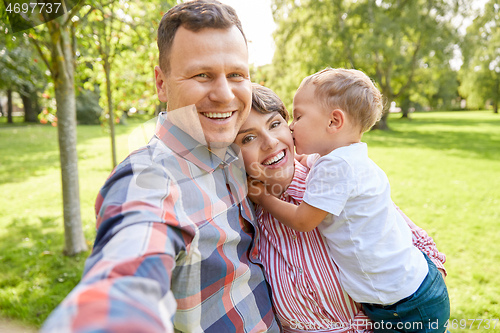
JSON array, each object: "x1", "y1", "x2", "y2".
[{"x1": 362, "y1": 253, "x2": 450, "y2": 333}]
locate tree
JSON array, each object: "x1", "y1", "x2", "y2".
[
  {"x1": 29, "y1": 3, "x2": 91, "y2": 255},
  {"x1": 0, "y1": 14, "x2": 46, "y2": 123},
  {"x1": 269, "y1": 0, "x2": 458, "y2": 128},
  {"x1": 459, "y1": 1, "x2": 500, "y2": 113}
]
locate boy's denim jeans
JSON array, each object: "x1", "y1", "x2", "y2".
[{"x1": 362, "y1": 253, "x2": 450, "y2": 333}]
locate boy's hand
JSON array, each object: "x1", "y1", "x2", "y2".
[
  {"x1": 247, "y1": 177, "x2": 267, "y2": 205},
  {"x1": 295, "y1": 154, "x2": 309, "y2": 167}
]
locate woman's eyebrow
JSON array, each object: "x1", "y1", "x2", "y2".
[{"x1": 237, "y1": 112, "x2": 278, "y2": 135}]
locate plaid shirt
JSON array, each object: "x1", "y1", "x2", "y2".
[{"x1": 42, "y1": 113, "x2": 280, "y2": 333}]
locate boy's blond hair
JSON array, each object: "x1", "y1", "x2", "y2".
[{"x1": 300, "y1": 68, "x2": 383, "y2": 133}]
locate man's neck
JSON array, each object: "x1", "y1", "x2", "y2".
[{"x1": 208, "y1": 146, "x2": 228, "y2": 161}]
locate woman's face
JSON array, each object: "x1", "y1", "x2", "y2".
[{"x1": 235, "y1": 109, "x2": 295, "y2": 194}]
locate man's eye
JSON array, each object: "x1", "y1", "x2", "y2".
[
  {"x1": 196, "y1": 73, "x2": 208, "y2": 78},
  {"x1": 229, "y1": 73, "x2": 243, "y2": 78}
]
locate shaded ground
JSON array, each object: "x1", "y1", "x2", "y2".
[{"x1": 0, "y1": 318, "x2": 37, "y2": 333}]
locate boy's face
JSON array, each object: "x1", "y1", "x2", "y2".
[{"x1": 290, "y1": 84, "x2": 330, "y2": 155}]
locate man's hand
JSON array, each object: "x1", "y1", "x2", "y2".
[{"x1": 247, "y1": 177, "x2": 267, "y2": 205}]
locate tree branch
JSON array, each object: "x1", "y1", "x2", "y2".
[
  {"x1": 62, "y1": 0, "x2": 87, "y2": 28},
  {"x1": 395, "y1": 38, "x2": 422, "y2": 99},
  {"x1": 30, "y1": 36, "x2": 52, "y2": 74}
]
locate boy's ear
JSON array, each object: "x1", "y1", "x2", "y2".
[{"x1": 327, "y1": 109, "x2": 345, "y2": 133}]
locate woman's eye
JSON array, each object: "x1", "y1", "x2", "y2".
[
  {"x1": 270, "y1": 121, "x2": 281, "y2": 129},
  {"x1": 242, "y1": 135, "x2": 255, "y2": 144}
]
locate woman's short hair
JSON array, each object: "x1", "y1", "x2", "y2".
[
  {"x1": 300, "y1": 68, "x2": 384, "y2": 133},
  {"x1": 251, "y1": 83, "x2": 289, "y2": 122},
  {"x1": 157, "y1": 0, "x2": 246, "y2": 74}
]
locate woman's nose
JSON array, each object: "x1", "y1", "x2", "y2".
[
  {"x1": 262, "y1": 134, "x2": 279, "y2": 150},
  {"x1": 289, "y1": 120, "x2": 295, "y2": 131}
]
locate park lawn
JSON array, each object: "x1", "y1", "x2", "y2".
[{"x1": 0, "y1": 111, "x2": 499, "y2": 330}]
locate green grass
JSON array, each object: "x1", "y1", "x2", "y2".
[
  {"x1": 363, "y1": 111, "x2": 500, "y2": 331},
  {"x1": 0, "y1": 114, "x2": 154, "y2": 326},
  {"x1": 1, "y1": 111, "x2": 499, "y2": 331}
]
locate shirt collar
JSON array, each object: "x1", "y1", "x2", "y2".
[{"x1": 154, "y1": 112, "x2": 239, "y2": 173}]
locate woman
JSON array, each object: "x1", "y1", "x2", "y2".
[{"x1": 234, "y1": 84, "x2": 447, "y2": 333}]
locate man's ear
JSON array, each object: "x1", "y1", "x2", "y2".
[
  {"x1": 327, "y1": 109, "x2": 345, "y2": 133},
  {"x1": 155, "y1": 65, "x2": 169, "y2": 103}
]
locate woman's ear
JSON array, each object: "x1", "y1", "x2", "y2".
[{"x1": 327, "y1": 109, "x2": 345, "y2": 133}]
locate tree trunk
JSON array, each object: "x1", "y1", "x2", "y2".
[
  {"x1": 33, "y1": 90, "x2": 42, "y2": 116},
  {"x1": 372, "y1": 111, "x2": 390, "y2": 130},
  {"x1": 0, "y1": 94, "x2": 4, "y2": 117},
  {"x1": 48, "y1": 21, "x2": 88, "y2": 256},
  {"x1": 7, "y1": 89, "x2": 13, "y2": 124},
  {"x1": 21, "y1": 85, "x2": 37, "y2": 123},
  {"x1": 401, "y1": 108, "x2": 410, "y2": 118},
  {"x1": 104, "y1": 58, "x2": 117, "y2": 168},
  {"x1": 494, "y1": 76, "x2": 499, "y2": 114}
]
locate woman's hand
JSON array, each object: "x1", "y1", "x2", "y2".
[{"x1": 247, "y1": 177, "x2": 267, "y2": 205}]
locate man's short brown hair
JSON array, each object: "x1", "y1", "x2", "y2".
[
  {"x1": 300, "y1": 68, "x2": 384, "y2": 133},
  {"x1": 157, "y1": 0, "x2": 246, "y2": 75},
  {"x1": 251, "y1": 83, "x2": 289, "y2": 122}
]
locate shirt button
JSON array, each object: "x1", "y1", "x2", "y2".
[
  {"x1": 393, "y1": 313, "x2": 398, "y2": 317},
  {"x1": 292, "y1": 235, "x2": 297, "y2": 240},
  {"x1": 298, "y1": 268, "x2": 303, "y2": 274}
]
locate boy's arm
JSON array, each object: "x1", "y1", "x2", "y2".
[{"x1": 247, "y1": 179, "x2": 328, "y2": 232}]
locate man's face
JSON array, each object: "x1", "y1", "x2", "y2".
[{"x1": 155, "y1": 26, "x2": 251, "y2": 147}]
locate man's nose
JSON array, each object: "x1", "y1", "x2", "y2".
[{"x1": 209, "y1": 76, "x2": 235, "y2": 104}]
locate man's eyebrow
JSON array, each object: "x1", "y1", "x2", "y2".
[
  {"x1": 184, "y1": 64, "x2": 249, "y2": 74},
  {"x1": 237, "y1": 112, "x2": 278, "y2": 135}
]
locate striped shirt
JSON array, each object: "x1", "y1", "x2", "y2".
[
  {"x1": 255, "y1": 160, "x2": 446, "y2": 333},
  {"x1": 42, "y1": 113, "x2": 280, "y2": 333}
]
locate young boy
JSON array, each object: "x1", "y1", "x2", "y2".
[{"x1": 249, "y1": 68, "x2": 450, "y2": 332}]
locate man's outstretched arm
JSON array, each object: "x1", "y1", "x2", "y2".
[{"x1": 41, "y1": 222, "x2": 184, "y2": 333}]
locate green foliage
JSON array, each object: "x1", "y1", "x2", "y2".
[
  {"x1": 459, "y1": 0, "x2": 500, "y2": 112},
  {"x1": 0, "y1": 15, "x2": 47, "y2": 98},
  {"x1": 76, "y1": 0, "x2": 176, "y2": 117},
  {"x1": 76, "y1": 86, "x2": 103, "y2": 125},
  {"x1": 268, "y1": 0, "x2": 459, "y2": 123}
]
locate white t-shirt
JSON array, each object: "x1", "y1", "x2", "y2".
[{"x1": 303, "y1": 143, "x2": 428, "y2": 305}]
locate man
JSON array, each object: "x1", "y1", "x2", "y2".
[{"x1": 41, "y1": 1, "x2": 280, "y2": 332}]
